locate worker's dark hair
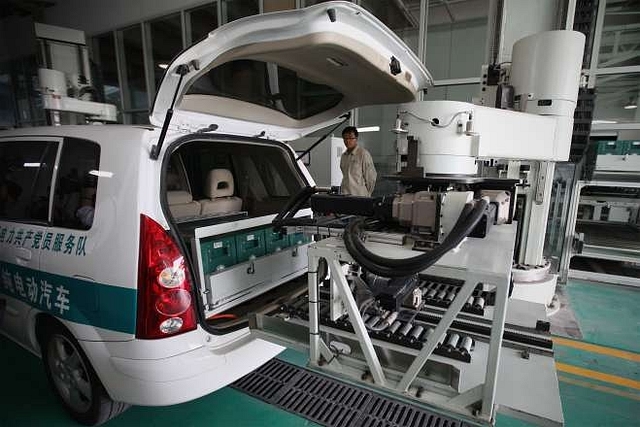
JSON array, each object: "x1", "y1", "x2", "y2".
[{"x1": 342, "y1": 126, "x2": 358, "y2": 138}]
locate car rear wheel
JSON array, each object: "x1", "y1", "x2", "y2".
[{"x1": 39, "y1": 322, "x2": 129, "y2": 425}]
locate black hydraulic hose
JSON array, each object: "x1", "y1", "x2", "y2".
[
  {"x1": 348, "y1": 199, "x2": 488, "y2": 275},
  {"x1": 349, "y1": 202, "x2": 475, "y2": 268},
  {"x1": 347, "y1": 206, "x2": 471, "y2": 270},
  {"x1": 344, "y1": 199, "x2": 489, "y2": 277},
  {"x1": 344, "y1": 219, "x2": 464, "y2": 277},
  {"x1": 351, "y1": 199, "x2": 487, "y2": 273}
]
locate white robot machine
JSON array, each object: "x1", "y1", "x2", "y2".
[
  {"x1": 393, "y1": 30, "x2": 585, "y2": 307},
  {"x1": 251, "y1": 30, "x2": 585, "y2": 427},
  {"x1": 35, "y1": 23, "x2": 117, "y2": 125}
]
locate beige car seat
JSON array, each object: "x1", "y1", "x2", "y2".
[
  {"x1": 167, "y1": 190, "x2": 201, "y2": 219},
  {"x1": 199, "y1": 169, "x2": 243, "y2": 215}
]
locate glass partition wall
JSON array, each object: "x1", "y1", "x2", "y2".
[{"x1": 87, "y1": 1, "x2": 492, "y2": 128}]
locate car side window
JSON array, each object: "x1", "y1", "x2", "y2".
[
  {"x1": 52, "y1": 138, "x2": 101, "y2": 230},
  {"x1": 0, "y1": 140, "x2": 58, "y2": 223}
]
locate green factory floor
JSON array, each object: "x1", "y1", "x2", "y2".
[{"x1": 1, "y1": 279, "x2": 638, "y2": 427}]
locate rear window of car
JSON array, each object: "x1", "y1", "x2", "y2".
[{"x1": 169, "y1": 140, "x2": 306, "y2": 219}]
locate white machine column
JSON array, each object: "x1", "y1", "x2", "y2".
[{"x1": 522, "y1": 161, "x2": 556, "y2": 265}]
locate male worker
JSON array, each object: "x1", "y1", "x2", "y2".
[{"x1": 340, "y1": 126, "x2": 377, "y2": 196}]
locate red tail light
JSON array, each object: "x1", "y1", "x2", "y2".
[{"x1": 136, "y1": 214, "x2": 197, "y2": 339}]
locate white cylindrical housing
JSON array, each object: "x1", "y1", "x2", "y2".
[
  {"x1": 510, "y1": 30, "x2": 585, "y2": 117},
  {"x1": 38, "y1": 68, "x2": 67, "y2": 96},
  {"x1": 398, "y1": 101, "x2": 478, "y2": 176},
  {"x1": 421, "y1": 154, "x2": 477, "y2": 175}
]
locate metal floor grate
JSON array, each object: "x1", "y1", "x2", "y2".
[{"x1": 232, "y1": 359, "x2": 470, "y2": 427}]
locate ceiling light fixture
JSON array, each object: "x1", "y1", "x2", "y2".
[
  {"x1": 623, "y1": 97, "x2": 637, "y2": 110},
  {"x1": 357, "y1": 126, "x2": 380, "y2": 133},
  {"x1": 89, "y1": 170, "x2": 114, "y2": 178}
]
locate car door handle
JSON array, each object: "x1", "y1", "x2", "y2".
[{"x1": 14, "y1": 248, "x2": 32, "y2": 265}]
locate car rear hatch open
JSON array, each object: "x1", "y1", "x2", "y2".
[
  {"x1": 152, "y1": 1, "x2": 431, "y2": 334},
  {"x1": 151, "y1": 1, "x2": 432, "y2": 141}
]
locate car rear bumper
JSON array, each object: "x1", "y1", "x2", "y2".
[{"x1": 81, "y1": 331, "x2": 284, "y2": 406}]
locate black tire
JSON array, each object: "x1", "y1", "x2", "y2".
[{"x1": 39, "y1": 321, "x2": 130, "y2": 425}]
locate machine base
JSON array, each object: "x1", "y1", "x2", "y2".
[{"x1": 511, "y1": 268, "x2": 558, "y2": 313}]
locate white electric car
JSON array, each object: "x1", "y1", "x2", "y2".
[{"x1": 0, "y1": 2, "x2": 431, "y2": 425}]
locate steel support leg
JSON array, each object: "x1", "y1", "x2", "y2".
[
  {"x1": 480, "y1": 277, "x2": 509, "y2": 420},
  {"x1": 559, "y1": 181, "x2": 585, "y2": 283},
  {"x1": 328, "y1": 259, "x2": 386, "y2": 386},
  {"x1": 308, "y1": 253, "x2": 320, "y2": 365},
  {"x1": 397, "y1": 276, "x2": 478, "y2": 392}
]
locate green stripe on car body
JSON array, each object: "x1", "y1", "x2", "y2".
[{"x1": 0, "y1": 261, "x2": 136, "y2": 334}]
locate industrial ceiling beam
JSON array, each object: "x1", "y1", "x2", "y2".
[
  {"x1": 391, "y1": 0, "x2": 420, "y2": 28},
  {"x1": 442, "y1": 0, "x2": 456, "y2": 23}
]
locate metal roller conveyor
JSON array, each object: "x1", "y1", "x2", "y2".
[
  {"x1": 446, "y1": 333, "x2": 461, "y2": 349},
  {"x1": 388, "y1": 321, "x2": 402, "y2": 334},
  {"x1": 460, "y1": 336, "x2": 474, "y2": 354},
  {"x1": 277, "y1": 287, "x2": 553, "y2": 364},
  {"x1": 416, "y1": 277, "x2": 494, "y2": 316},
  {"x1": 366, "y1": 315, "x2": 381, "y2": 328},
  {"x1": 399, "y1": 322, "x2": 414, "y2": 336},
  {"x1": 410, "y1": 325, "x2": 424, "y2": 341},
  {"x1": 445, "y1": 291, "x2": 457, "y2": 303},
  {"x1": 411, "y1": 311, "x2": 553, "y2": 351},
  {"x1": 425, "y1": 288, "x2": 437, "y2": 299}
]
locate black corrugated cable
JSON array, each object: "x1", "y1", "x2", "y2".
[
  {"x1": 348, "y1": 202, "x2": 475, "y2": 268},
  {"x1": 343, "y1": 199, "x2": 488, "y2": 277}
]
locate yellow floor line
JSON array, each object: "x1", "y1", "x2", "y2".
[
  {"x1": 556, "y1": 362, "x2": 640, "y2": 391},
  {"x1": 558, "y1": 375, "x2": 640, "y2": 402},
  {"x1": 552, "y1": 337, "x2": 640, "y2": 363}
]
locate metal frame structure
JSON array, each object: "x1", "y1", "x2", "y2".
[
  {"x1": 305, "y1": 224, "x2": 517, "y2": 423},
  {"x1": 249, "y1": 219, "x2": 564, "y2": 425},
  {"x1": 560, "y1": 179, "x2": 640, "y2": 286},
  {"x1": 545, "y1": 163, "x2": 576, "y2": 269},
  {"x1": 568, "y1": 269, "x2": 640, "y2": 288},
  {"x1": 583, "y1": 0, "x2": 640, "y2": 129},
  {"x1": 98, "y1": 1, "x2": 224, "y2": 124}
]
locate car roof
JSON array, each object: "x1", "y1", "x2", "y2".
[{"x1": 0, "y1": 125, "x2": 157, "y2": 141}]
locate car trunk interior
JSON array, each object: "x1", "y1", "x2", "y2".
[
  {"x1": 164, "y1": 137, "x2": 312, "y2": 332},
  {"x1": 205, "y1": 277, "x2": 308, "y2": 331}
]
